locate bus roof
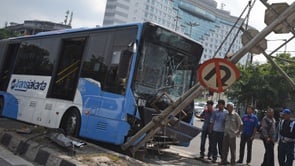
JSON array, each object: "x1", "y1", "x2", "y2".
[
  {"x1": 8, "y1": 22, "x2": 146, "y2": 40},
  {"x1": 4, "y1": 21, "x2": 201, "y2": 46}
]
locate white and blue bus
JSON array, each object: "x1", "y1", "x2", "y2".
[{"x1": 0, "y1": 22, "x2": 203, "y2": 148}]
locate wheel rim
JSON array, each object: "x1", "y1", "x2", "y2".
[
  {"x1": 66, "y1": 114, "x2": 77, "y2": 135},
  {"x1": 62, "y1": 110, "x2": 80, "y2": 136}
]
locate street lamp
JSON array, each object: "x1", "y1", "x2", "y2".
[{"x1": 186, "y1": 21, "x2": 199, "y2": 37}]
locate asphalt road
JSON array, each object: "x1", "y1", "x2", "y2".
[{"x1": 167, "y1": 118, "x2": 281, "y2": 166}]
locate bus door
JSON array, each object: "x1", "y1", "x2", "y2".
[
  {"x1": 0, "y1": 43, "x2": 19, "y2": 91},
  {"x1": 48, "y1": 37, "x2": 86, "y2": 101}
]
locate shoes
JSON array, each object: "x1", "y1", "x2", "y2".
[
  {"x1": 246, "y1": 162, "x2": 250, "y2": 165},
  {"x1": 208, "y1": 156, "x2": 212, "y2": 160},
  {"x1": 218, "y1": 161, "x2": 230, "y2": 165},
  {"x1": 195, "y1": 156, "x2": 204, "y2": 160},
  {"x1": 218, "y1": 162, "x2": 227, "y2": 165},
  {"x1": 236, "y1": 160, "x2": 242, "y2": 163},
  {"x1": 212, "y1": 159, "x2": 217, "y2": 163},
  {"x1": 230, "y1": 162, "x2": 236, "y2": 166}
]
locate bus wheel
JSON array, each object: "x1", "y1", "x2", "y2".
[
  {"x1": 60, "y1": 108, "x2": 81, "y2": 137},
  {"x1": 0, "y1": 96, "x2": 3, "y2": 116}
]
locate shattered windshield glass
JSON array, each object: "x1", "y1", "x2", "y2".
[{"x1": 134, "y1": 41, "x2": 192, "y2": 99}]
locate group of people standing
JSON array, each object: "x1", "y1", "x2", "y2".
[{"x1": 197, "y1": 100, "x2": 295, "y2": 166}]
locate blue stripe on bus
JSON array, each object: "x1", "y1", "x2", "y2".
[{"x1": 0, "y1": 92, "x2": 18, "y2": 119}]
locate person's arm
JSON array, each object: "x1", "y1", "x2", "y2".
[
  {"x1": 236, "y1": 114, "x2": 243, "y2": 136},
  {"x1": 251, "y1": 116, "x2": 259, "y2": 140},
  {"x1": 260, "y1": 117, "x2": 268, "y2": 139},
  {"x1": 251, "y1": 127, "x2": 257, "y2": 140},
  {"x1": 196, "y1": 109, "x2": 205, "y2": 118}
]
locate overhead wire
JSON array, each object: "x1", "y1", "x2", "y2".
[{"x1": 213, "y1": 0, "x2": 256, "y2": 58}]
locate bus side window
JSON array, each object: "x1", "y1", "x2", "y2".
[{"x1": 0, "y1": 43, "x2": 19, "y2": 91}]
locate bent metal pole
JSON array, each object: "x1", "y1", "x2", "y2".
[{"x1": 231, "y1": 2, "x2": 295, "y2": 64}]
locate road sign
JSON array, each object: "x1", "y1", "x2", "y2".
[
  {"x1": 197, "y1": 58, "x2": 240, "y2": 93},
  {"x1": 264, "y1": 3, "x2": 295, "y2": 33},
  {"x1": 242, "y1": 29, "x2": 267, "y2": 54}
]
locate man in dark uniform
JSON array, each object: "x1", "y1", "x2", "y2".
[
  {"x1": 260, "y1": 108, "x2": 276, "y2": 166},
  {"x1": 277, "y1": 109, "x2": 294, "y2": 166},
  {"x1": 197, "y1": 100, "x2": 214, "y2": 160}
]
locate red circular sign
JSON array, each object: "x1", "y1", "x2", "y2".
[{"x1": 197, "y1": 58, "x2": 240, "y2": 92}]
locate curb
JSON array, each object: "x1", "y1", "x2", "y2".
[
  {"x1": 0, "y1": 127, "x2": 148, "y2": 166},
  {"x1": 0, "y1": 131, "x2": 80, "y2": 166}
]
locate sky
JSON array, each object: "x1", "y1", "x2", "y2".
[
  {"x1": 0, "y1": 0, "x2": 294, "y2": 63},
  {"x1": 215, "y1": 0, "x2": 295, "y2": 63}
]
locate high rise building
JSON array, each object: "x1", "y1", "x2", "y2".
[{"x1": 103, "y1": 0, "x2": 251, "y2": 64}]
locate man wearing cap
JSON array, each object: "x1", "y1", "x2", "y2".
[
  {"x1": 277, "y1": 108, "x2": 294, "y2": 166},
  {"x1": 210, "y1": 99, "x2": 227, "y2": 163},
  {"x1": 260, "y1": 107, "x2": 276, "y2": 166},
  {"x1": 219, "y1": 102, "x2": 243, "y2": 165},
  {"x1": 197, "y1": 100, "x2": 214, "y2": 160}
]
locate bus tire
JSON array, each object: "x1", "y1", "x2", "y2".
[
  {"x1": 60, "y1": 108, "x2": 81, "y2": 137},
  {"x1": 0, "y1": 96, "x2": 3, "y2": 116}
]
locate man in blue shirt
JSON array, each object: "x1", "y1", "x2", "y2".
[
  {"x1": 210, "y1": 99, "x2": 227, "y2": 163},
  {"x1": 237, "y1": 105, "x2": 258, "y2": 165}
]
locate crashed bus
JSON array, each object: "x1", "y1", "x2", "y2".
[{"x1": 0, "y1": 22, "x2": 203, "y2": 151}]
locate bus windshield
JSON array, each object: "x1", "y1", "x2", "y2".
[
  {"x1": 134, "y1": 42, "x2": 192, "y2": 99},
  {"x1": 133, "y1": 25, "x2": 202, "y2": 100}
]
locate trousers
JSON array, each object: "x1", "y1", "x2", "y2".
[
  {"x1": 221, "y1": 134, "x2": 236, "y2": 164},
  {"x1": 200, "y1": 129, "x2": 212, "y2": 157},
  {"x1": 212, "y1": 131, "x2": 224, "y2": 159},
  {"x1": 238, "y1": 134, "x2": 253, "y2": 163},
  {"x1": 261, "y1": 139, "x2": 274, "y2": 166},
  {"x1": 278, "y1": 140, "x2": 294, "y2": 166}
]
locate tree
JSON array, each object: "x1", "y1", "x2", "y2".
[
  {"x1": 226, "y1": 53, "x2": 295, "y2": 111},
  {"x1": 0, "y1": 28, "x2": 20, "y2": 39}
]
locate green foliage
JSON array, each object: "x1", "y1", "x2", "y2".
[
  {"x1": 226, "y1": 53, "x2": 295, "y2": 110},
  {"x1": 0, "y1": 28, "x2": 20, "y2": 40}
]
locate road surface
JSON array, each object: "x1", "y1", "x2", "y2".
[{"x1": 167, "y1": 118, "x2": 280, "y2": 165}]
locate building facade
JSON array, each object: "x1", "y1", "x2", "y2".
[
  {"x1": 6, "y1": 20, "x2": 71, "y2": 36},
  {"x1": 103, "y1": 0, "x2": 251, "y2": 64}
]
